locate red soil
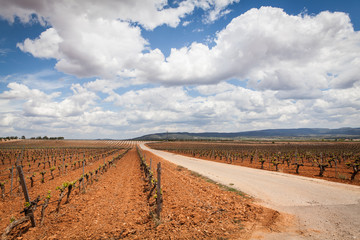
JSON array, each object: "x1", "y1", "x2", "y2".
[
  {"x1": 147, "y1": 141, "x2": 360, "y2": 186},
  {"x1": 0, "y1": 141, "x2": 286, "y2": 239}
]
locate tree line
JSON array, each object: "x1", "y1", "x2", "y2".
[{"x1": 0, "y1": 136, "x2": 65, "y2": 141}]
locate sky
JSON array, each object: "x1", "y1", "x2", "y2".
[{"x1": 0, "y1": 0, "x2": 359, "y2": 139}]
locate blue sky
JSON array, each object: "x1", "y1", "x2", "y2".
[{"x1": 0, "y1": 0, "x2": 359, "y2": 139}]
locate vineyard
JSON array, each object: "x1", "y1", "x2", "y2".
[
  {"x1": 147, "y1": 141, "x2": 360, "y2": 185},
  {"x1": 0, "y1": 140, "x2": 283, "y2": 239},
  {"x1": 0, "y1": 140, "x2": 133, "y2": 239}
]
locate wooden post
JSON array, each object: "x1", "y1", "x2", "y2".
[
  {"x1": 156, "y1": 162, "x2": 162, "y2": 218},
  {"x1": 320, "y1": 152, "x2": 323, "y2": 164},
  {"x1": 335, "y1": 159, "x2": 338, "y2": 178},
  {"x1": 10, "y1": 166, "x2": 14, "y2": 196},
  {"x1": 82, "y1": 161, "x2": 85, "y2": 191},
  {"x1": 16, "y1": 165, "x2": 36, "y2": 227}
]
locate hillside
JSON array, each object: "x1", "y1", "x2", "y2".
[{"x1": 133, "y1": 127, "x2": 360, "y2": 141}]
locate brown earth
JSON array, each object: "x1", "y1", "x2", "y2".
[
  {"x1": 0, "y1": 139, "x2": 135, "y2": 148},
  {"x1": 147, "y1": 141, "x2": 360, "y2": 186},
  {"x1": 139, "y1": 149, "x2": 290, "y2": 239},
  {"x1": 0, "y1": 142, "x2": 287, "y2": 239}
]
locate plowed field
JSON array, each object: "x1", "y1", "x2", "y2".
[{"x1": 0, "y1": 140, "x2": 284, "y2": 239}]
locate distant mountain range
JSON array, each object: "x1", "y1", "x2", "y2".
[{"x1": 132, "y1": 127, "x2": 360, "y2": 141}]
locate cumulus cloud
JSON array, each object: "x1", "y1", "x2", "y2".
[
  {"x1": 2, "y1": 0, "x2": 241, "y2": 79},
  {"x1": 17, "y1": 17, "x2": 147, "y2": 78},
  {"x1": 0, "y1": 0, "x2": 185, "y2": 29},
  {"x1": 0, "y1": 0, "x2": 239, "y2": 28},
  {"x1": 101, "y1": 83, "x2": 360, "y2": 135},
  {"x1": 0, "y1": 81, "x2": 110, "y2": 137},
  {"x1": 1, "y1": 2, "x2": 360, "y2": 138},
  {"x1": 136, "y1": 7, "x2": 360, "y2": 98},
  {"x1": 0, "y1": 80, "x2": 359, "y2": 138},
  {"x1": 0, "y1": 82, "x2": 59, "y2": 100},
  {"x1": 3, "y1": 3, "x2": 359, "y2": 93},
  {"x1": 0, "y1": 82, "x2": 97, "y2": 117},
  {"x1": 17, "y1": 28, "x2": 62, "y2": 59},
  {"x1": 203, "y1": 0, "x2": 240, "y2": 23}
]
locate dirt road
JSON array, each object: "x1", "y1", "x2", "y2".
[{"x1": 141, "y1": 143, "x2": 360, "y2": 240}]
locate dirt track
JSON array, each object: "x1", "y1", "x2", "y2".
[{"x1": 141, "y1": 143, "x2": 360, "y2": 240}]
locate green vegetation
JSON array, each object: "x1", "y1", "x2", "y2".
[{"x1": 190, "y1": 171, "x2": 249, "y2": 198}]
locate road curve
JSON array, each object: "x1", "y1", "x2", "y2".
[{"x1": 140, "y1": 143, "x2": 360, "y2": 240}]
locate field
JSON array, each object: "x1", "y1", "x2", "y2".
[
  {"x1": 148, "y1": 141, "x2": 360, "y2": 186},
  {"x1": 0, "y1": 140, "x2": 284, "y2": 239}
]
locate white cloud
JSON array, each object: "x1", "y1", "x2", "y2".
[
  {"x1": 17, "y1": 28, "x2": 62, "y2": 59},
  {"x1": 196, "y1": 82, "x2": 235, "y2": 95},
  {"x1": 2, "y1": 0, "x2": 241, "y2": 80},
  {"x1": 203, "y1": 0, "x2": 240, "y2": 23},
  {"x1": 84, "y1": 79, "x2": 129, "y2": 94},
  {"x1": 1, "y1": 70, "x2": 70, "y2": 91},
  {"x1": 0, "y1": 82, "x2": 59, "y2": 100},
  {"x1": 182, "y1": 20, "x2": 191, "y2": 26},
  {"x1": 3, "y1": 3, "x2": 359, "y2": 92},
  {"x1": 0, "y1": 82, "x2": 97, "y2": 118},
  {"x1": 0, "y1": 80, "x2": 359, "y2": 138},
  {"x1": 101, "y1": 83, "x2": 360, "y2": 136},
  {"x1": 0, "y1": 48, "x2": 10, "y2": 56},
  {"x1": 0, "y1": 0, "x2": 238, "y2": 30},
  {"x1": 0, "y1": 0, "x2": 192, "y2": 30},
  {"x1": 17, "y1": 17, "x2": 147, "y2": 78},
  {"x1": 136, "y1": 7, "x2": 360, "y2": 98},
  {"x1": 1, "y1": 3, "x2": 360, "y2": 138}
]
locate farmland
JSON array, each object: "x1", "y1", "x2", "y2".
[
  {"x1": 0, "y1": 140, "x2": 283, "y2": 239},
  {"x1": 142, "y1": 141, "x2": 360, "y2": 239},
  {"x1": 147, "y1": 141, "x2": 360, "y2": 185}
]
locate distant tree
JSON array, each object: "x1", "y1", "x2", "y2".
[
  {"x1": 21, "y1": 136, "x2": 26, "y2": 139},
  {"x1": 36, "y1": 136, "x2": 42, "y2": 140},
  {"x1": 43, "y1": 136, "x2": 49, "y2": 140}
]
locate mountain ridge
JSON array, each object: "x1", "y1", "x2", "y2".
[{"x1": 132, "y1": 127, "x2": 360, "y2": 140}]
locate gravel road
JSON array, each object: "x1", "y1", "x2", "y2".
[{"x1": 140, "y1": 143, "x2": 360, "y2": 240}]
